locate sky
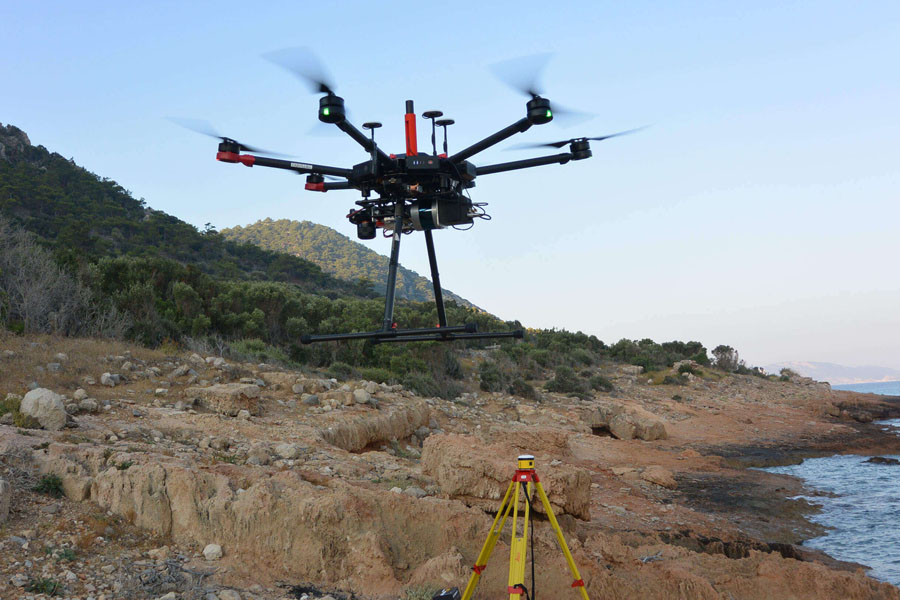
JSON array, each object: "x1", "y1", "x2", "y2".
[{"x1": 2, "y1": 1, "x2": 899, "y2": 368}]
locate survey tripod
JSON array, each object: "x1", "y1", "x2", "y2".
[{"x1": 461, "y1": 455, "x2": 590, "y2": 600}]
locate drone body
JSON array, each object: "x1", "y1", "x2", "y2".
[{"x1": 197, "y1": 51, "x2": 631, "y2": 344}]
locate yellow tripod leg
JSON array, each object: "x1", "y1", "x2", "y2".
[
  {"x1": 507, "y1": 482, "x2": 530, "y2": 599},
  {"x1": 461, "y1": 480, "x2": 517, "y2": 600},
  {"x1": 534, "y1": 480, "x2": 590, "y2": 600}
]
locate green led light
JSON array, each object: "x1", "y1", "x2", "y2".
[
  {"x1": 546, "y1": 109, "x2": 552, "y2": 118},
  {"x1": 323, "y1": 107, "x2": 331, "y2": 116}
]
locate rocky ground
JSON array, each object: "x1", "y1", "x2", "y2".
[{"x1": 2, "y1": 334, "x2": 900, "y2": 600}]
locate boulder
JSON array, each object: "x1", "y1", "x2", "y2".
[
  {"x1": 588, "y1": 401, "x2": 668, "y2": 441},
  {"x1": 353, "y1": 388, "x2": 372, "y2": 405},
  {"x1": 641, "y1": 465, "x2": 677, "y2": 489},
  {"x1": 318, "y1": 401, "x2": 430, "y2": 452},
  {"x1": 185, "y1": 384, "x2": 260, "y2": 416},
  {"x1": 203, "y1": 543, "x2": 223, "y2": 561},
  {"x1": 20, "y1": 388, "x2": 67, "y2": 430},
  {"x1": 260, "y1": 372, "x2": 297, "y2": 388},
  {"x1": 78, "y1": 398, "x2": 99, "y2": 413},
  {"x1": 421, "y1": 433, "x2": 591, "y2": 520},
  {"x1": 100, "y1": 372, "x2": 118, "y2": 387},
  {"x1": 73, "y1": 388, "x2": 88, "y2": 401}
]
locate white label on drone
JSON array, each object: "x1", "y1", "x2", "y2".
[{"x1": 290, "y1": 162, "x2": 313, "y2": 170}]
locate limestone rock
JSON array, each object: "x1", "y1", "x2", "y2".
[
  {"x1": 100, "y1": 372, "x2": 118, "y2": 387},
  {"x1": 589, "y1": 401, "x2": 668, "y2": 441},
  {"x1": 78, "y1": 398, "x2": 99, "y2": 413},
  {"x1": 73, "y1": 388, "x2": 88, "y2": 401},
  {"x1": 353, "y1": 388, "x2": 372, "y2": 405},
  {"x1": 21, "y1": 388, "x2": 67, "y2": 430},
  {"x1": 641, "y1": 465, "x2": 677, "y2": 489},
  {"x1": 319, "y1": 401, "x2": 430, "y2": 452},
  {"x1": 203, "y1": 543, "x2": 223, "y2": 560},
  {"x1": 260, "y1": 371, "x2": 297, "y2": 388},
  {"x1": 185, "y1": 383, "x2": 260, "y2": 416},
  {"x1": 422, "y1": 433, "x2": 591, "y2": 520}
]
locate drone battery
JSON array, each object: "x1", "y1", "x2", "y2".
[
  {"x1": 406, "y1": 153, "x2": 440, "y2": 172},
  {"x1": 352, "y1": 160, "x2": 378, "y2": 180},
  {"x1": 430, "y1": 588, "x2": 461, "y2": 600}
]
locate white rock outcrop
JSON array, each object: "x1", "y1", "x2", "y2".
[{"x1": 21, "y1": 388, "x2": 67, "y2": 430}]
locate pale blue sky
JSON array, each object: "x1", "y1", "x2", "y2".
[{"x1": 2, "y1": 1, "x2": 899, "y2": 367}]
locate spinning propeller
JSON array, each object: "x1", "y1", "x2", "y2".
[
  {"x1": 168, "y1": 117, "x2": 285, "y2": 156},
  {"x1": 263, "y1": 46, "x2": 338, "y2": 95},
  {"x1": 490, "y1": 53, "x2": 592, "y2": 127},
  {"x1": 507, "y1": 127, "x2": 646, "y2": 150}
]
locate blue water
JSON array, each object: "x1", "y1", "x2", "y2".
[
  {"x1": 833, "y1": 380, "x2": 900, "y2": 396},
  {"x1": 763, "y1": 417, "x2": 900, "y2": 586}
]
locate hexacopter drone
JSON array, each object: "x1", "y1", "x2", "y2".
[{"x1": 179, "y1": 50, "x2": 637, "y2": 344}]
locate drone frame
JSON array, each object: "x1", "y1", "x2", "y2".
[{"x1": 214, "y1": 89, "x2": 595, "y2": 344}]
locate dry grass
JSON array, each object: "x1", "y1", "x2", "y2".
[{"x1": 0, "y1": 332, "x2": 171, "y2": 399}]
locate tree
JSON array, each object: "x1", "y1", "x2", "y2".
[{"x1": 712, "y1": 345, "x2": 740, "y2": 372}]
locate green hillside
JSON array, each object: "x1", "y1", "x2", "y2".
[
  {"x1": 0, "y1": 124, "x2": 357, "y2": 295},
  {"x1": 221, "y1": 218, "x2": 473, "y2": 307}
]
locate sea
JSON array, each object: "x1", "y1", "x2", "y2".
[{"x1": 763, "y1": 380, "x2": 900, "y2": 587}]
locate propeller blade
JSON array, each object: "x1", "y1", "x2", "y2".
[
  {"x1": 505, "y1": 126, "x2": 647, "y2": 151},
  {"x1": 546, "y1": 100, "x2": 594, "y2": 128},
  {"x1": 264, "y1": 47, "x2": 337, "y2": 95},
  {"x1": 491, "y1": 53, "x2": 594, "y2": 126},
  {"x1": 490, "y1": 53, "x2": 552, "y2": 98},
  {"x1": 168, "y1": 117, "x2": 289, "y2": 156},
  {"x1": 168, "y1": 117, "x2": 221, "y2": 139}
]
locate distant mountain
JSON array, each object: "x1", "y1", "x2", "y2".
[
  {"x1": 764, "y1": 361, "x2": 900, "y2": 385},
  {"x1": 221, "y1": 218, "x2": 474, "y2": 307}
]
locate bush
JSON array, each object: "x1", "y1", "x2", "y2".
[
  {"x1": 661, "y1": 375, "x2": 684, "y2": 385},
  {"x1": 359, "y1": 367, "x2": 395, "y2": 384},
  {"x1": 589, "y1": 374, "x2": 614, "y2": 392},
  {"x1": 13, "y1": 412, "x2": 40, "y2": 428},
  {"x1": 325, "y1": 361, "x2": 355, "y2": 381},
  {"x1": 33, "y1": 474, "x2": 64, "y2": 498},
  {"x1": 402, "y1": 372, "x2": 442, "y2": 398},
  {"x1": 509, "y1": 378, "x2": 538, "y2": 400},
  {"x1": 545, "y1": 366, "x2": 590, "y2": 397},
  {"x1": 479, "y1": 360, "x2": 510, "y2": 392},
  {"x1": 0, "y1": 394, "x2": 22, "y2": 416},
  {"x1": 677, "y1": 363, "x2": 696, "y2": 375}
]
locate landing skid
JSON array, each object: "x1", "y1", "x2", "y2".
[{"x1": 300, "y1": 209, "x2": 523, "y2": 344}]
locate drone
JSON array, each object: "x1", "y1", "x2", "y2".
[{"x1": 179, "y1": 50, "x2": 638, "y2": 344}]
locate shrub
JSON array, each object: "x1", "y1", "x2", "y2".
[
  {"x1": 325, "y1": 361, "x2": 355, "y2": 380},
  {"x1": 508, "y1": 378, "x2": 538, "y2": 400},
  {"x1": 0, "y1": 394, "x2": 22, "y2": 416},
  {"x1": 359, "y1": 367, "x2": 394, "y2": 384},
  {"x1": 545, "y1": 366, "x2": 590, "y2": 397},
  {"x1": 14, "y1": 412, "x2": 41, "y2": 428},
  {"x1": 26, "y1": 578, "x2": 61, "y2": 595},
  {"x1": 589, "y1": 374, "x2": 614, "y2": 392},
  {"x1": 479, "y1": 360, "x2": 510, "y2": 393},
  {"x1": 677, "y1": 363, "x2": 696, "y2": 375},
  {"x1": 33, "y1": 474, "x2": 64, "y2": 498},
  {"x1": 661, "y1": 375, "x2": 683, "y2": 385},
  {"x1": 402, "y1": 372, "x2": 442, "y2": 398}
]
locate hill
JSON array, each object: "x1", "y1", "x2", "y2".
[
  {"x1": 221, "y1": 218, "x2": 473, "y2": 307},
  {"x1": 765, "y1": 361, "x2": 900, "y2": 385},
  {"x1": 0, "y1": 123, "x2": 359, "y2": 295}
]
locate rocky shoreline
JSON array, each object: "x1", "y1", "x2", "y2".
[{"x1": 2, "y1": 334, "x2": 900, "y2": 599}]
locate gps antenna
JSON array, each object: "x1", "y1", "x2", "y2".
[{"x1": 405, "y1": 100, "x2": 418, "y2": 156}]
